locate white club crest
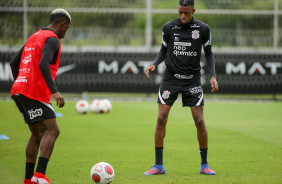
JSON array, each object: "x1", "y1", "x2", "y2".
[
  {"x1": 192, "y1": 30, "x2": 200, "y2": 39},
  {"x1": 162, "y1": 90, "x2": 170, "y2": 99}
]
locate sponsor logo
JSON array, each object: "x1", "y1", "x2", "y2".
[
  {"x1": 174, "y1": 74, "x2": 193, "y2": 79},
  {"x1": 192, "y1": 30, "x2": 200, "y2": 39},
  {"x1": 174, "y1": 33, "x2": 180, "y2": 36},
  {"x1": 98, "y1": 60, "x2": 166, "y2": 74},
  {"x1": 172, "y1": 25, "x2": 181, "y2": 29},
  {"x1": 173, "y1": 40, "x2": 196, "y2": 57},
  {"x1": 162, "y1": 90, "x2": 170, "y2": 99},
  {"x1": 174, "y1": 42, "x2": 191, "y2": 46},
  {"x1": 24, "y1": 47, "x2": 35, "y2": 51},
  {"x1": 28, "y1": 108, "x2": 43, "y2": 120},
  {"x1": 22, "y1": 55, "x2": 31, "y2": 64},
  {"x1": 56, "y1": 64, "x2": 76, "y2": 76},
  {"x1": 191, "y1": 24, "x2": 200, "y2": 28},
  {"x1": 173, "y1": 50, "x2": 197, "y2": 57},
  {"x1": 19, "y1": 68, "x2": 31, "y2": 73},
  {"x1": 189, "y1": 86, "x2": 203, "y2": 94},
  {"x1": 15, "y1": 76, "x2": 27, "y2": 83},
  {"x1": 226, "y1": 62, "x2": 282, "y2": 75}
]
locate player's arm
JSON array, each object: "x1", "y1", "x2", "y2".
[
  {"x1": 39, "y1": 37, "x2": 65, "y2": 107},
  {"x1": 145, "y1": 26, "x2": 169, "y2": 78},
  {"x1": 10, "y1": 45, "x2": 24, "y2": 80},
  {"x1": 203, "y1": 27, "x2": 218, "y2": 93},
  {"x1": 145, "y1": 45, "x2": 167, "y2": 78}
]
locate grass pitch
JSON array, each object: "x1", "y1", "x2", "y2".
[{"x1": 0, "y1": 100, "x2": 281, "y2": 184}]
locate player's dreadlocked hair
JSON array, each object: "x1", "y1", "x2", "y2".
[
  {"x1": 50, "y1": 8, "x2": 71, "y2": 25},
  {"x1": 179, "y1": 0, "x2": 194, "y2": 7}
]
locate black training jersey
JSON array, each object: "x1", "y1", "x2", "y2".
[{"x1": 162, "y1": 18, "x2": 212, "y2": 76}]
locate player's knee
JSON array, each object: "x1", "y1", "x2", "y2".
[
  {"x1": 48, "y1": 127, "x2": 60, "y2": 139},
  {"x1": 54, "y1": 128, "x2": 60, "y2": 138},
  {"x1": 157, "y1": 113, "x2": 168, "y2": 125},
  {"x1": 194, "y1": 118, "x2": 205, "y2": 129}
]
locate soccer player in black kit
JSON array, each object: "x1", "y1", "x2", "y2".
[{"x1": 144, "y1": 0, "x2": 218, "y2": 175}]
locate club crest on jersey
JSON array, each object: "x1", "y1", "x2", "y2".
[
  {"x1": 192, "y1": 30, "x2": 200, "y2": 39},
  {"x1": 162, "y1": 91, "x2": 170, "y2": 99}
]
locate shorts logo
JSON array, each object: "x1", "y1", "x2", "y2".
[
  {"x1": 189, "y1": 86, "x2": 202, "y2": 94},
  {"x1": 28, "y1": 108, "x2": 43, "y2": 120},
  {"x1": 162, "y1": 90, "x2": 170, "y2": 99},
  {"x1": 192, "y1": 30, "x2": 200, "y2": 39}
]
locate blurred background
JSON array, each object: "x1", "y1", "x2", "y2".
[{"x1": 0, "y1": 0, "x2": 281, "y2": 100}]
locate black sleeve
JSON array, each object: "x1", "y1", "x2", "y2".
[
  {"x1": 203, "y1": 26, "x2": 216, "y2": 77},
  {"x1": 204, "y1": 49, "x2": 216, "y2": 77},
  {"x1": 153, "y1": 44, "x2": 167, "y2": 66},
  {"x1": 10, "y1": 45, "x2": 24, "y2": 80},
  {"x1": 38, "y1": 37, "x2": 60, "y2": 93},
  {"x1": 153, "y1": 24, "x2": 169, "y2": 66}
]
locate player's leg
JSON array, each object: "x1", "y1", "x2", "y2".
[
  {"x1": 155, "y1": 103, "x2": 171, "y2": 147},
  {"x1": 191, "y1": 106, "x2": 207, "y2": 149},
  {"x1": 144, "y1": 104, "x2": 171, "y2": 175},
  {"x1": 31, "y1": 118, "x2": 60, "y2": 184},
  {"x1": 23, "y1": 123, "x2": 44, "y2": 184},
  {"x1": 191, "y1": 106, "x2": 215, "y2": 175},
  {"x1": 11, "y1": 94, "x2": 40, "y2": 184},
  {"x1": 144, "y1": 73, "x2": 179, "y2": 175}
]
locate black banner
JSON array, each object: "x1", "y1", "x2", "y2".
[{"x1": 1, "y1": 52, "x2": 282, "y2": 94}]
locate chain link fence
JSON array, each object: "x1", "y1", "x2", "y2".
[{"x1": 0, "y1": 0, "x2": 281, "y2": 52}]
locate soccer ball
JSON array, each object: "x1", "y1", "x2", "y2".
[
  {"x1": 90, "y1": 162, "x2": 115, "y2": 184},
  {"x1": 89, "y1": 99, "x2": 112, "y2": 114},
  {"x1": 89, "y1": 99, "x2": 100, "y2": 113},
  {"x1": 75, "y1": 100, "x2": 89, "y2": 114},
  {"x1": 101, "y1": 99, "x2": 112, "y2": 112}
]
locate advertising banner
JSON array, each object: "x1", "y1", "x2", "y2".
[{"x1": 1, "y1": 52, "x2": 281, "y2": 94}]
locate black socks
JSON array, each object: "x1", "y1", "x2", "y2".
[
  {"x1": 25, "y1": 162, "x2": 35, "y2": 179},
  {"x1": 155, "y1": 147, "x2": 163, "y2": 165},
  {"x1": 200, "y1": 148, "x2": 208, "y2": 164},
  {"x1": 36, "y1": 157, "x2": 49, "y2": 175}
]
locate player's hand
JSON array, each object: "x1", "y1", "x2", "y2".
[
  {"x1": 210, "y1": 76, "x2": 218, "y2": 93},
  {"x1": 145, "y1": 64, "x2": 156, "y2": 78},
  {"x1": 52, "y1": 92, "x2": 65, "y2": 108}
]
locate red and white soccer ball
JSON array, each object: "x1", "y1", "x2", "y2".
[
  {"x1": 89, "y1": 100, "x2": 100, "y2": 113},
  {"x1": 90, "y1": 99, "x2": 112, "y2": 114},
  {"x1": 91, "y1": 162, "x2": 115, "y2": 184},
  {"x1": 75, "y1": 100, "x2": 89, "y2": 114},
  {"x1": 101, "y1": 99, "x2": 112, "y2": 112}
]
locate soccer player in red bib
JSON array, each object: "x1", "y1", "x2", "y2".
[
  {"x1": 10, "y1": 9, "x2": 71, "y2": 184},
  {"x1": 144, "y1": 0, "x2": 218, "y2": 175}
]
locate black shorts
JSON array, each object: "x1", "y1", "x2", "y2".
[
  {"x1": 157, "y1": 71, "x2": 204, "y2": 107},
  {"x1": 12, "y1": 94, "x2": 56, "y2": 124}
]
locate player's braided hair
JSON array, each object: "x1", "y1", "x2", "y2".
[{"x1": 179, "y1": 0, "x2": 194, "y2": 6}]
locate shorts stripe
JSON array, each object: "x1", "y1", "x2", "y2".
[
  {"x1": 40, "y1": 101, "x2": 55, "y2": 113},
  {"x1": 158, "y1": 89, "x2": 166, "y2": 104},
  {"x1": 196, "y1": 92, "x2": 204, "y2": 106}
]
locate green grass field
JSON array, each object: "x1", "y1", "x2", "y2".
[{"x1": 0, "y1": 100, "x2": 281, "y2": 184}]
